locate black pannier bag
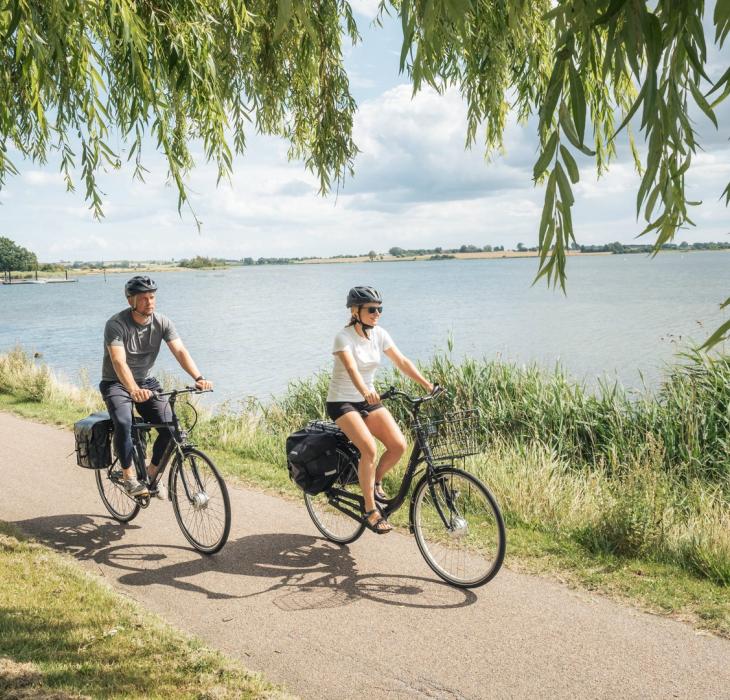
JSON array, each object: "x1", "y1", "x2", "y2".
[
  {"x1": 286, "y1": 421, "x2": 359, "y2": 495},
  {"x1": 74, "y1": 411, "x2": 113, "y2": 469}
]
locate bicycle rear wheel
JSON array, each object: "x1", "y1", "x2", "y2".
[
  {"x1": 412, "y1": 467, "x2": 505, "y2": 588},
  {"x1": 304, "y1": 449, "x2": 366, "y2": 544},
  {"x1": 170, "y1": 448, "x2": 231, "y2": 554},
  {"x1": 96, "y1": 465, "x2": 141, "y2": 523}
]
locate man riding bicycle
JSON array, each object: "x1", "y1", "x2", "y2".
[{"x1": 100, "y1": 275, "x2": 212, "y2": 498}]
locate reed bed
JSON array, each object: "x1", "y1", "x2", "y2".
[
  {"x1": 1, "y1": 346, "x2": 728, "y2": 586},
  {"x1": 252, "y1": 350, "x2": 730, "y2": 483}
]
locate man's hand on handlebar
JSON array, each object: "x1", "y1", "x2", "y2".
[
  {"x1": 130, "y1": 387, "x2": 153, "y2": 403},
  {"x1": 195, "y1": 378, "x2": 213, "y2": 391}
]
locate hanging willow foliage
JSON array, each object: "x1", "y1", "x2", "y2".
[
  {"x1": 385, "y1": 0, "x2": 730, "y2": 343},
  {"x1": 0, "y1": 0, "x2": 360, "y2": 221},
  {"x1": 1, "y1": 1, "x2": 728, "y2": 340}
]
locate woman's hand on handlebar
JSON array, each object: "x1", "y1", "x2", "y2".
[
  {"x1": 363, "y1": 389, "x2": 380, "y2": 405},
  {"x1": 195, "y1": 378, "x2": 213, "y2": 391}
]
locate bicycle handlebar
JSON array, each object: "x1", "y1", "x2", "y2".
[
  {"x1": 380, "y1": 384, "x2": 445, "y2": 405},
  {"x1": 156, "y1": 387, "x2": 214, "y2": 399}
]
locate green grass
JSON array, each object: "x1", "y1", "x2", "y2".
[
  {"x1": 1, "y1": 346, "x2": 729, "y2": 638},
  {"x1": 0, "y1": 521, "x2": 287, "y2": 699}
]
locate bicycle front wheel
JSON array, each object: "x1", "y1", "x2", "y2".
[
  {"x1": 170, "y1": 448, "x2": 231, "y2": 554},
  {"x1": 412, "y1": 467, "x2": 505, "y2": 588},
  {"x1": 96, "y1": 466, "x2": 140, "y2": 523},
  {"x1": 304, "y1": 449, "x2": 366, "y2": 545}
]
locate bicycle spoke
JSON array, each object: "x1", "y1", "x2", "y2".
[
  {"x1": 171, "y1": 449, "x2": 231, "y2": 554},
  {"x1": 304, "y1": 450, "x2": 365, "y2": 545},
  {"x1": 96, "y1": 465, "x2": 140, "y2": 523},
  {"x1": 413, "y1": 468, "x2": 505, "y2": 587}
]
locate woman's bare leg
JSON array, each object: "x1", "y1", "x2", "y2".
[
  {"x1": 364, "y1": 407, "x2": 407, "y2": 496},
  {"x1": 335, "y1": 411, "x2": 391, "y2": 531}
]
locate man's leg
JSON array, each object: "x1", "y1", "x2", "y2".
[
  {"x1": 136, "y1": 378, "x2": 173, "y2": 492},
  {"x1": 100, "y1": 382, "x2": 149, "y2": 497}
]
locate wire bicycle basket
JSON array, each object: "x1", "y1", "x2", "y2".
[{"x1": 413, "y1": 408, "x2": 484, "y2": 461}]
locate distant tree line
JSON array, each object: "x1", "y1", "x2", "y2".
[
  {"x1": 388, "y1": 244, "x2": 506, "y2": 257},
  {"x1": 241, "y1": 257, "x2": 293, "y2": 265},
  {"x1": 179, "y1": 256, "x2": 227, "y2": 269},
  {"x1": 578, "y1": 241, "x2": 730, "y2": 254},
  {"x1": 0, "y1": 236, "x2": 37, "y2": 271}
]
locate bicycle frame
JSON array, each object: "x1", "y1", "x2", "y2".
[
  {"x1": 111, "y1": 388, "x2": 210, "y2": 502},
  {"x1": 322, "y1": 386, "x2": 458, "y2": 532}
]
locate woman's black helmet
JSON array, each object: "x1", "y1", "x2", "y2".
[
  {"x1": 346, "y1": 286, "x2": 382, "y2": 308},
  {"x1": 125, "y1": 275, "x2": 158, "y2": 297}
]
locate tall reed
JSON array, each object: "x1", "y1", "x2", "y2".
[{"x1": 255, "y1": 349, "x2": 730, "y2": 484}]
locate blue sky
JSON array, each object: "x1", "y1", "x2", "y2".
[{"x1": 1, "y1": 2, "x2": 728, "y2": 262}]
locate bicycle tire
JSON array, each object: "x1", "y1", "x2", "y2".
[
  {"x1": 96, "y1": 466, "x2": 141, "y2": 523},
  {"x1": 304, "y1": 448, "x2": 366, "y2": 545},
  {"x1": 170, "y1": 448, "x2": 231, "y2": 554},
  {"x1": 411, "y1": 467, "x2": 505, "y2": 588}
]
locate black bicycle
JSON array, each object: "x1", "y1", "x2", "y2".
[
  {"x1": 304, "y1": 386, "x2": 506, "y2": 587},
  {"x1": 95, "y1": 387, "x2": 231, "y2": 554}
]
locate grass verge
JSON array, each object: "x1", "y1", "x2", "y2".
[{"x1": 0, "y1": 521, "x2": 287, "y2": 699}]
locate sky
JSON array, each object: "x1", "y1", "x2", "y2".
[{"x1": 1, "y1": 2, "x2": 728, "y2": 263}]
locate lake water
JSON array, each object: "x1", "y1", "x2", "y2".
[{"x1": 1, "y1": 252, "x2": 728, "y2": 406}]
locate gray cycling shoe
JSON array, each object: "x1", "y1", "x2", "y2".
[{"x1": 123, "y1": 478, "x2": 149, "y2": 497}]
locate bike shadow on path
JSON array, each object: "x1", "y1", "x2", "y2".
[
  {"x1": 10, "y1": 513, "x2": 138, "y2": 561},
  {"x1": 10, "y1": 514, "x2": 477, "y2": 611}
]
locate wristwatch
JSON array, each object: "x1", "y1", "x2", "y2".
[{"x1": 195, "y1": 375, "x2": 205, "y2": 381}]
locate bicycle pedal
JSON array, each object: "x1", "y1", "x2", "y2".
[{"x1": 136, "y1": 495, "x2": 151, "y2": 508}]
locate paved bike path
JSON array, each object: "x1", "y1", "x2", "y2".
[{"x1": 1, "y1": 411, "x2": 729, "y2": 699}]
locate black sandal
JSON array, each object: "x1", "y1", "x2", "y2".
[
  {"x1": 363, "y1": 509, "x2": 392, "y2": 535},
  {"x1": 374, "y1": 481, "x2": 389, "y2": 502}
]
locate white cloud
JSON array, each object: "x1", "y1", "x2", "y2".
[
  {"x1": 23, "y1": 170, "x2": 63, "y2": 186},
  {"x1": 348, "y1": 0, "x2": 381, "y2": 20}
]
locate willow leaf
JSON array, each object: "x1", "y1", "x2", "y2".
[
  {"x1": 559, "y1": 145, "x2": 579, "y2": 184},
  {"x1": 533, "y1": 130, "x2": 559, "y2": 180}
]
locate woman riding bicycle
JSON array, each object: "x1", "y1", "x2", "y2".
[{"x1": 326, "y1": 286, "x2": 433, "y2": 534}]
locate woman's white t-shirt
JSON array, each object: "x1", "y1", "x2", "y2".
[{"x1": 327, "y1": 325, "x2": 395, "y2": 402}]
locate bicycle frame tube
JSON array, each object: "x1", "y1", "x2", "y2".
[{"x1": 322, "y1": 390, "x2": 448, "y2": 526}]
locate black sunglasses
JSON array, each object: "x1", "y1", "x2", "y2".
[{"x1": 364, "y1": 306, "x2": 383, "y2": 314}]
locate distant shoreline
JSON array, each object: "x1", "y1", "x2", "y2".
[
  {"x1": 293, "y1": 250, "x2": 610, "y2": 265},
  {"x1": 4, "y1": 247, "x2": 727, "y2": 279}
]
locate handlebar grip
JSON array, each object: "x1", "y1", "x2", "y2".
[{"x1": 379, "y1": 386, "x2": 397, "y2": 401}]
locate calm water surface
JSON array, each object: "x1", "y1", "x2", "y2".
[{"x1": 1, "y1": 252, "x2": 728, "y2": 406}]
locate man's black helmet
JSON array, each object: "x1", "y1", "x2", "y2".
[
  {"x1": 125, "y1": 275, "x2": 158, "y2": 297},
  {"x1": 346, "y1": 286, "x2": 382, "y2": 308}
]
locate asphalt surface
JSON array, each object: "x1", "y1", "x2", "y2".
[{"x1": 1, "y1": 411, "x2": 729, "y2": 699}]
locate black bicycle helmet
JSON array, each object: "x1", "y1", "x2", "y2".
[
  {"x1": 346, "y1": 286, "x2": 382, "y2": 308},
  {"x1": 124, "y1": 275, "x2": 158, "y2": 297}
]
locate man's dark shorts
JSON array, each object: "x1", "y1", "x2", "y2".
[{"x1": 326, "y1": 400, "x2": 384, "y2": 422}]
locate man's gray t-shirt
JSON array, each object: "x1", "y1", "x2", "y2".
[{"x1": 101, "y1": 309, "x2": 179, "y2": 383}]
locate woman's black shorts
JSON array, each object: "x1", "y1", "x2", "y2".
[{"x1": 326, "y1": 400, "x2": 384, "y2": 421}]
